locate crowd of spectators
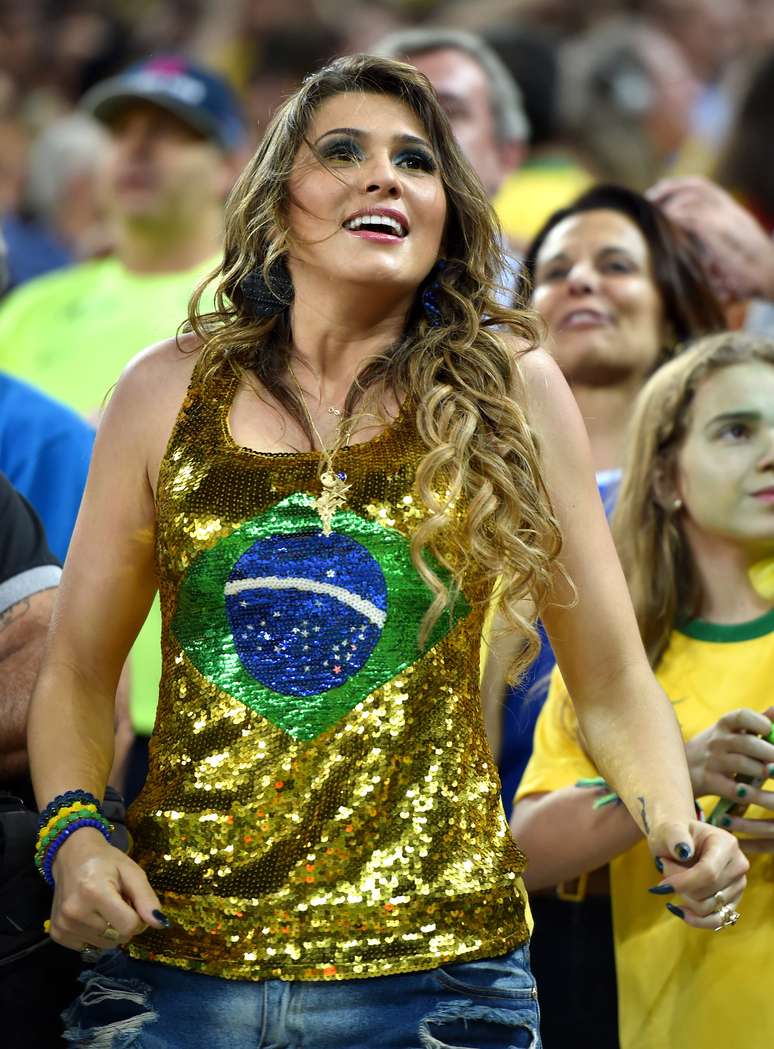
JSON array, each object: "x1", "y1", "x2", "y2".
[{"x1": 2, "y1": 0, "x2": 774, "y2": 282}]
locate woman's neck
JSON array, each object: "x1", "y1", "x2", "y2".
[
  {"x1": 569, "y1": 381, "x2": 645, "y2": 474},
  {"x1": 288, "y1": 275, "x2": 413, "y2": 396},
  {"x1": 686, "y1": 529, "x2": 774, "y2": 624}
]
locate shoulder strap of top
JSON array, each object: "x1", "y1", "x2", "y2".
[{"x1": 159, "y1": 348, "x2": 239, "y2": 484}]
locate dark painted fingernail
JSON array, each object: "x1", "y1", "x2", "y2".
[
  {"x1": 768, "y1": 764, "x2": 774, "y2": 777},
  {"x1": 152, "y1": 909, "x2": 171, "y2": 928},
  {"x1": 736, "y1": 785, "x2": 748, "y2": 799},
  {"x1": 675, "y1": 842, "x2": 692, "y2": 861},
  {"x1": 721, "y1": 816, "x2": 732, "y2": 828},
  {"x1": 654, "y1": 857, "x2": 664, "y2": 873},
  {"x1": 648, "y1": 883, "x2": 674, "y2": 895},
  {"x1": 666, "y1": 903, "x2": 685, "y2": 920}
]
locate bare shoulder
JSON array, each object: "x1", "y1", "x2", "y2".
[
  {"x1": 112, "y1": 331, "x2": 203, "y2": 413},
  {"x1": 498, "y1": 336, "x2": 574, "y2": 418},
  {"x1": 96, "y1": 332, "x2": 205, "y2": 491}
]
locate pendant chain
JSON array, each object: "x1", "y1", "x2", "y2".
[{"x1": 288, "y1": 364, "x2": 352, "y2": 536}]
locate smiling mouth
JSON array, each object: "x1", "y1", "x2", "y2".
[
  {"x1": 560, "y1": 309, "x2": 612, "y2": 329},
  {"x1": 342, "y1": 214, "x2": 408, "y2": 238}
]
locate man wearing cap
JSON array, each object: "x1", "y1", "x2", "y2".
[
  {"x1": 0, "y1": 56, "x2": 247, "y2": 419},
  {"x1": 0, "y1": 57, "x2": 248, "y2": 792}
]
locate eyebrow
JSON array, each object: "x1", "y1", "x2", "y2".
[
  {"x1": 706, "y1": 410, "x2": 761, "y2": 429},
  {"x1": 536, "y1": 245, "x2": 639, "y2": 268},
  {"x1": 314, "y1": 127, "x2": 433, "y2": 149}
]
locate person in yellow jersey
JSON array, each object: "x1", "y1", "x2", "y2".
[
  {"x1": 514, "y1": 331, "x2": 774, "y2": 1049},
  {"x1": 28, "y1": 57, "x2": 745, "y2": 1048},
  {"x1": 0, "y1": 57, "x2": 248, "y2": 792}
]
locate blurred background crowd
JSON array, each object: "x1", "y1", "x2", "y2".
[{"x1": 2, "y1": 0, "x2": 774, "y2": 287}]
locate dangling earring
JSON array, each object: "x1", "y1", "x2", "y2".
[
  {"x1": 671, "y1": 498, "x2": 683, "y2": 512},
  {"x1": 240, "y1": 256, "x2": 294, "y2": 318},
  {"x1": 421, "y1": 259, "x2": 447, "y2": 328}
]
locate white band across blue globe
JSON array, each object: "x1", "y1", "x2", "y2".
[{"x1": 223, "y1": 575, "x2": 387, "y2": 628}]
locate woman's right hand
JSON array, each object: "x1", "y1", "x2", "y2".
[
  {"x1": 686, "y1": 707, "x2": 774, "y2": 807},
  {"x1": 48, "y1": 828, "x2": 167, "y2": 951}
]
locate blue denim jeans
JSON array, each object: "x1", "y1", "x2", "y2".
[{"x1": 61, "y1": 943, "x2": 541, "y2": 1048}]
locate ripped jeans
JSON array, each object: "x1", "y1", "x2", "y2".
[{"x1": 62, "y1": 943, "x2": 541, "y2": 1048}]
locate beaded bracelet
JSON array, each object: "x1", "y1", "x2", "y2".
[
  {"x1": 37, "y1": 802, "x2": 100, "y2": 844},
  {"x1": 37, "y1": 790, "x2": 102, "y2": 832},
  {"x1": 35, "y1": 790, "x2": 113, "y2": 889},
  {"x1": 40, "y1": 817, "x2": 112, "y2": 888},
  {"x1": 34, "y1": 806, "x2": 112, "y2": 869}
]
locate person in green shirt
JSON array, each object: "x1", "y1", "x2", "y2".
[{"x1": 0, "y1": 56, "x2": 247, "y2": 785}]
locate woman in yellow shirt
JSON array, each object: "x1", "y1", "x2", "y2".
[{"x1": 514, "y1": 331, "x2": 774, "y2": 1049}]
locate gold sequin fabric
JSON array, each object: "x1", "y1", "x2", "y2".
[{"x1": 126, "y1": 357, "x2": 529, "y2": 980}]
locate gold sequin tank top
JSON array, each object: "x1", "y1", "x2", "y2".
[{"x1": 126, "y1": 356, "x2": 529, "y2": 980}]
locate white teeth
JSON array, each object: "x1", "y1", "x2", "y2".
[
  {"x1": 343, "y1": 213, "x2": 406, "y2": 236},
  {"x1": 566, "y1": 310, "x2": 607, "y2": 323}
]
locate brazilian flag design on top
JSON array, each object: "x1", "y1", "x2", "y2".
[{"x1": 173, "y1": 493, "x2": 470, "y2": 740}]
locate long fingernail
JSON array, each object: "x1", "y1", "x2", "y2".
[
  {"x1": 654, "y1": 857, "x2": 664, "y2": 873},
  {"x1": 152, "y1": 909, "x2": 171, "y2": 928},
  {"x1": 648, "y1": 883, "x2": 675, "y2": 895},
  {"x1": 675, "y1": 842, "x2": 692, "y2": 861},
  {"x1": 666, "y1": 903, "x2": 685, "y2": 920}
]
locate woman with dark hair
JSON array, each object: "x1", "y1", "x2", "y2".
[
  {"x1": 27, "y1": 57, "x2": 743, "y2": 1048},
  {"x1": 519, "y1": 182, "x2": 726, "y2": 477},
  {"x1": 514, "y1": 332, "x2": 774, "y2": 1049},
  {"x1": 493, "y1": 182, "x2": 726, "y2": 1048},
  {"x1": 498, "y1": 182, "x2": 725, "y2": 814}
]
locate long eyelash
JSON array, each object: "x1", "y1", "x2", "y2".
[
  {"x1": 397, "y1": 150, "x2": 437, "y2": 172},
  {"x1": 315, "y1": 136, "x2": 363, "y2": 163}
]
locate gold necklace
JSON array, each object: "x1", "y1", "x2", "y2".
[{"x1": 288, "y1": 364, "x2": 352, "y2": 536}]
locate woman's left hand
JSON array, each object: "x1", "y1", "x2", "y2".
[{"x1": 649, "y1": 820, "x2": 749, "y2": 930}]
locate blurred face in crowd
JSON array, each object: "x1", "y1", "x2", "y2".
[
  {"x1": 532, "y1": 209, "x2": 666, "y2": 388},
  {"x1": 287, "y1": 91, "x2": 446, "y2": 301},
  {"x1": 100, "y1": 102, "x2": 234, "y2": 232},
  {"x1": 674, "y1": 362, "x2": 774, "y2": 559},
  {"x1": 405, "y1": 48, "x2": 521, "y2": 198}
]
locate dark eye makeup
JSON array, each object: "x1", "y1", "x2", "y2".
[{"x1": 316, "y1": 136, "x2": 437, "y2": 173}]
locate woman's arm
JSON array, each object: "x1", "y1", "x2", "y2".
[
  {"x1": 517, "y1": 348, "x2": 749, "y2": 922},
  {"x1": 512, "y1": 790, "x2": 641, "y2": 890},
  {"x1": 510, "y1": 665, "x2": 642, "y2": 889},
  {"x1": 27, "y1": 337, "x2": 197, "y2": 950}
]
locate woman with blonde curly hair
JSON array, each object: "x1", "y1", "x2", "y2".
[
  {"x1": 29, "y1": 56, "x2": 744, "y2": 1048},
  {"x1": 514, "y1": 331, "x2": 774, "y2": 1049}
]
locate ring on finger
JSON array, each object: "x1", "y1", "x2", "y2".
[
  {"x1": 713, "y1": 903, "x2": 741, "y2": 931},
  {"x1": 101, "y1": 921, "x2": 121, "y2": 943},
  {"x1": 713, "y1": 889, "x2": 725, "y2": 907}
]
